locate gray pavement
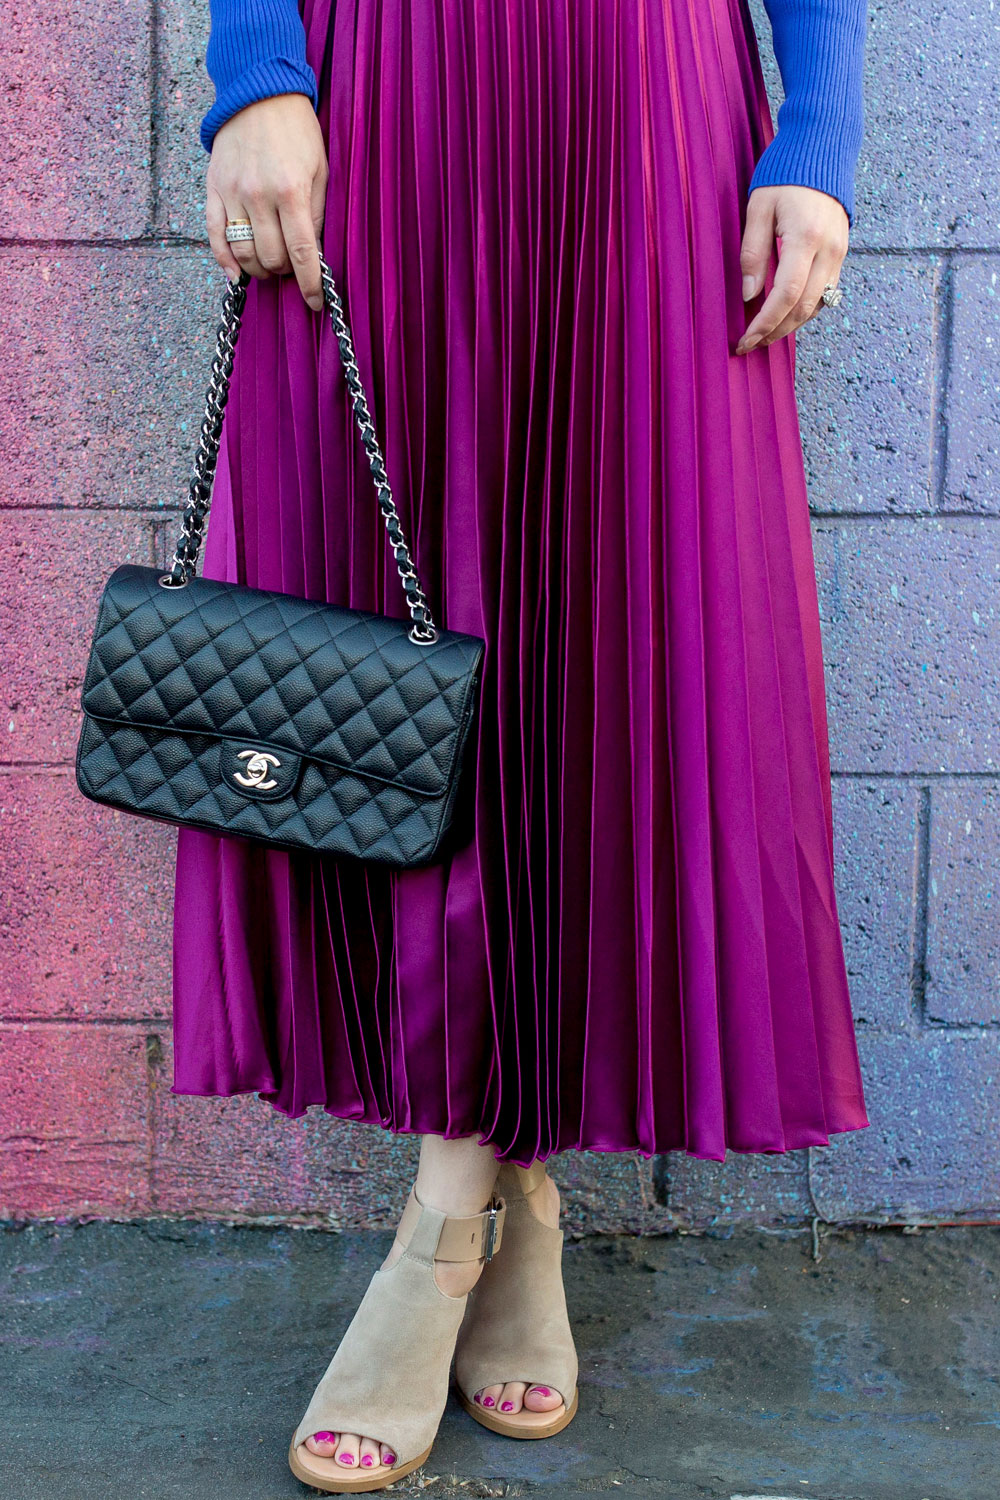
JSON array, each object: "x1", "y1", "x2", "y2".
[{"x1": 2, "y1": 1220, "x2": 998, "y2": 1500}]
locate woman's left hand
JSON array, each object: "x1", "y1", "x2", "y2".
[{"x1": 735, "y1": 184, "x2": 849, "y2": 355}]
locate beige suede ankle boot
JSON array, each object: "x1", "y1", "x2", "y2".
[
  {"x1": 289, "y1": 1185, "x2": 506, "y2": 1493},
  {"x1": 453, "y1": 1161, "x2": 579, "y2": 1438}
]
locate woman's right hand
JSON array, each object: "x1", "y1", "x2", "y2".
[{"x1": 206, "y1": 94, "x2": 329, "y2": 311}]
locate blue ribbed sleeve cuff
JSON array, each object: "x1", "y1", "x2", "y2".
[
  {"x1": 199, "y1": 0, "x2": 319, "y2": 154},
  {"x1": 749, "y1": 0, "x2": 868, "y2": 224}
]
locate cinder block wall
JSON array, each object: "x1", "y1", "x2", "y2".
[{"x1": 1, "y1": 2, "x2": 998, "y2": 1232}]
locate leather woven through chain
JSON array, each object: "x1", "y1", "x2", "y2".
[
  {"x1": 165, "y1": 252, "x2": 437, "y2": 644},
  {"x1": 74, "y1": 257, "x2": 485, "y2": 867}
]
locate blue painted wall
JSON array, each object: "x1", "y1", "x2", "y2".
[{"x1": 0, "y1": 0, "x2": 996, "y2": 1228}]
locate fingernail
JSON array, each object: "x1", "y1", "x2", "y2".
[
  {"x1": 314, "y1": 1431, "x2": 335, "y2": 1442},
  {"x1": 384, "y1": 1453, "x2": 396, "y2": 1466},
  {"x1": 533, "y1": 1387, "x2": 551, "y2": 1397},
  {"x1": 742, "y1": 276, "x2": 757, "y2": 300},
  {"x1": 361, "y1": 1456, "x2": 374, "y2": 1467},
  {"x1": 308, "y1": 297, "x2": 324, "y2": 312},
  {"x1": 482, "y1": 1396, "x2": 495, "y2": 1407},
  {"x1": 501, "y1": 1401, "x2": 514, "y2": 1411},
  {"x1": 338, "y1": 1454, "x2": 355, "y2": 1465}
]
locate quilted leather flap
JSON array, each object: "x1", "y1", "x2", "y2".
[{"x1": 81, "y1": 566, "x2": 484, "y2": 798}]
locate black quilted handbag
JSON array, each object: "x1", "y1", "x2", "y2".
[{"x1": 75, "y1": 254, "x2": 484, "y2": 867}]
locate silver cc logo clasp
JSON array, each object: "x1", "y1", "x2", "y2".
[{"x1": 233, "y1": 749, "x2": 281, "y2": 790}]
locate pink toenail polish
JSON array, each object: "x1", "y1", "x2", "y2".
[
  {"x1": 361, "y1": 1456, "x2": 374, "y2": 1467},
  {"x1": 384, "y1": 1453, "x2": 396, "y2": 1466},
  {"x1": 338, "y1": 1455, "x2": 355, "y2": 1465},
  {"x1": 534, "y1": 1387, "x2": 551, "y2": 1397},
  {"x1": 482, "y1": 1396, "x2": 495, "y2": 1407},
  {"x1": 501, "y1": 1401, "x2": 514, "y2": 1411},
  {"x1": 314, "y1": 1432, "x2": 335, "y2": 1442}
]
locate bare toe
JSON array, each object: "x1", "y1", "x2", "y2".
[
  {"x1": 380, "y1": 1442, "x2": 397, "y2": 1468},
  {"x1": 498, "y1": 1380, "x2": 527, "y2": 1414},
  {"x1": 358, "y1": 1436, "x2": 381, "y2": 1470},
  {"x1": 305, "y1": 1430, "x2": 338, "y2": 1456},
  {"x1": 524, "y1": 1384, "x2": 563, "y2": 1411},
  {"x1": 334, "y1": 1432, "x2": 361, "y2": 1468}
]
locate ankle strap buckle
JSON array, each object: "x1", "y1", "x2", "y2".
[{"x1": 483, "y1": 1199, "x2": 501, "y2": 1262}]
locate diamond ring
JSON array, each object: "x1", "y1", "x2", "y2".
[
  {"x1": 821, "y1": 282, "x2": 844, "y2": 309},
  {"x1": 225, "y1": 219, "x2": 255, "y2": 243}
]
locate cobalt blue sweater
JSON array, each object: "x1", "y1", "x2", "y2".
[{"x1": 200, "y1": 0, "x2": 867, "y2": 222}]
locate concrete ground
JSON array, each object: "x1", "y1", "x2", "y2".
[{"x1": 1, "y1": 1221, "x2": 997, "y2": 1500}]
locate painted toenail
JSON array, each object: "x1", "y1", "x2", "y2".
[
  {"x1": 338, "y1": 1455, "x2": 355, "y2": 1465},
  {"x1": 482, "y1": 1397, "x2": 495, "y2": 1407},
  {"x1": 314, "y1": 1432, "x2": 335, "y2": 1442},
  {"x1": 384, "y1": 1453, "x2": 396, "y2": 1465},
  {"x1": 473, "y1": 1392, "x2": 481, "y2": 1402},
  {"x1": 501, "y1": 1401, "x2": 514, "y2": 1411},
  {"x1": 534, "y1": 1387, "x2": 551, "y2": 1396},
  {"x1": 361, "y1": 1456, "x2": 374, "y2": 1467}
]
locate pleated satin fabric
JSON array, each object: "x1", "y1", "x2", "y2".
[{"x1": 171, "y1": 0, "x2": 870, "y2": 1164}]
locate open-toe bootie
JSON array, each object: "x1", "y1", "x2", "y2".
[
  {"x1": 454, "y1": 1162, "x2": 579, "y2": 1438},
  {"x1": 289, "y1": 1185, "x2": 507, "y2": 1493}
]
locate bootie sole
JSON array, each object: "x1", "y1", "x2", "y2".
[
  {"x1": 455, "y1": 1384, "x2": 579, "y2": 1439},
  {"x1": 288, "y1": 1437, "x2": 432, "y2": 1492}
]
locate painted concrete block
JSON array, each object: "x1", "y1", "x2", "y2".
[
  {"x1": 0, "y1": 2, "x2": 152, "y2": 241},
  {"x1": 852, "y1": 0, "x2": 1000, "y2": 250},
  {"x1": 945, "y1": 257, "x2": 1000, "y2": 513},
  {"x1": 0, "y1": 247, "x2": 226, "y2": 510},
  {"x1": 750, "y1": 0, "x2": 1000, "y2": 250},
  {"x1": 795, "y1": 256, "x2": 937, "y2": 514},
  {"x1": 815, "y1": 518, "x2": 1000, "y2": 774},
  {"x1": 152, "y1": 1044, "x2": 430, "y2": 1225},
  {"x1": 658, "y1": 1149, "x2": 813, "y2": 1230},
  {"x1": 0, "y1": 1024, "x2": 151, "y2": 1218},
  {"x1": 155, "y1": 0, "x2": 215, "y2": 240},
  {"x1": 926, "y1": 783, "x2": 1000, "y2": 1025},
  {"x1": 831, "y1": 779, "x2": 920, "y2": 1030},
  {"x1": 746, "y1": 0, "x2": 781, "y2": 106},
  {"x1": 0, "y1": 772, "x2": 173, "y2": 1022},
  {"x1": 299, "y1": 1113, "x2": 420, "y2": 1229},
  {"x1": 151, "y1": 1045, "x2": 310, "y2": 1220},
  {"x1": 0, "y1": 511, "x2": 154, "y2": 764},
  {"x1": 551, "y1": 1152, "x2": 674, "y2": 1236},
  {"x1": 809, "y1": 1031, "x2": 1000, "y2": 1222}
]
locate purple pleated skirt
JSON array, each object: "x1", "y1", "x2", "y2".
[{"x1": 171, "y1": 0, "x2": 870, "y2": 1164}]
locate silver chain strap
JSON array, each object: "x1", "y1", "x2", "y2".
[{"x1": 161, "y1": 252, "x2": 439, "y2": 645}]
